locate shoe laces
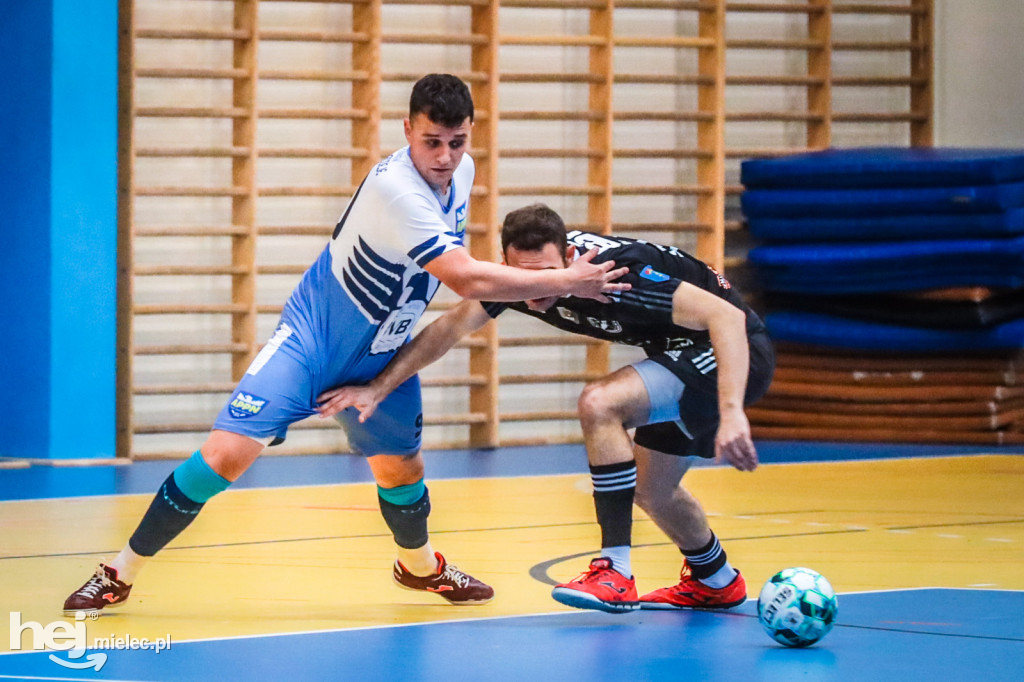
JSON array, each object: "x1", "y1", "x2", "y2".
[
  {"x1": 675, "y1": 562, "x2": 706, "y2": 591},
  {"x1": 77, "y1": 566, "x2": 114, "y2": 598},
  {"x1": 439, "y1": 562, "x2": 471, "y2": 588},
  {"x1": 572, "y1": 562, "x2": 616, "y2": 584}
]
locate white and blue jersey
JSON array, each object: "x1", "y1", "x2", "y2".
[{"x1": 213, "y1": 147, "x2": 473, "y2": 454}]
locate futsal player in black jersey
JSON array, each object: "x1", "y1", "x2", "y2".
[{"x1": 317, "y1": 203, "x2": 775, "y2": 614}]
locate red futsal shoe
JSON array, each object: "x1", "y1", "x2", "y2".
[
  {"x1": 639, "y1": 562, "x2": 747, "y2": 610},
  {"x1": 551, "y1": 557, "x2": 639, "y2": 614}
]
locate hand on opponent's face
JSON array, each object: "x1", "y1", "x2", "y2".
[
  {"x1": 505, "y1": 243, "x2": 631, "y2": 311},
  {"x1": 563, "y1": 248, "x2": 631, "y2": 304}
]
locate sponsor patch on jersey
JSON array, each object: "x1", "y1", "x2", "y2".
[
  {"x1": 371, "y1": 300, "x2": 426, "y2": 355},
  {"x1": 586, "y1": 317, "x2": 623, "y2": 333},
  {"x1": 557, "y1": 307, "x2": 580, "y2": 324},
  {"x1": 229, "y1": 392, "x2": 269, "y2": 419},
  {"x1": 455, "y1": 202, "x2": 468, "y2": 239},
  {"x1": 640, "y1": 265, "x2": 670, "y2": 282},
  {"x1": 708, "y1": 265, "x2": 731, "y2": 289}
]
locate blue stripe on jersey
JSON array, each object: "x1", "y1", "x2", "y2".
[
  {"x1": 353, "y1": 245, "x2": 402, "y2": 286},
  {"x1": 415, "y1": 244, "x2": 449, "y2": 268},
  {"x1": 342, "y1": 269, "x2": 388, "y2": 322},
  {"x1": 358, "y1": 237, "x2": 405, "y2": 280},
  {"x1": 481, "y1": 302, "x2": 508, "y2": 318},
  {"x1": 348, "y1": 256, "x2": 393, "y2": 306},
  {"x1": 351, "y1": 250, "x2": 397, "y2": 301},
  {"x1": 408, "y1": 235, "x2": 440, "y2": 261}
]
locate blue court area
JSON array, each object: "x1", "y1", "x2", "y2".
[
  {"x1": 2, "y1": 442, "x2": 1023, "y2": 681},
  {"x1": 2, "y1": 590, "x2": 1022, "y2": 681}
]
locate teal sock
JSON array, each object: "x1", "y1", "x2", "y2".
[
  {"x1": 377, "y1": 479, "x2": 426, "y2": 506},
  {"x1": 173, "y1": 450, "x2": 231, "y2": 503}
]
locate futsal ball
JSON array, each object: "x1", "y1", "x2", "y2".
[{"x1": 757, "y1": 567, "x2": 838, "y2": 648}]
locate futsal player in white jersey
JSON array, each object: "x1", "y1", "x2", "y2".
[{"x1": 65, "y1": 74, "x2": 630, "y2": 614}]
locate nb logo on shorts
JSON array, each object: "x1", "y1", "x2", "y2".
[{"x1": 229, "y1": 392, "x2": 268, "y2": 419}]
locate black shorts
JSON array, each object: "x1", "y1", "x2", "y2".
[{"x1": 632, "y1": 330, "x2": 775, "y2": 458}]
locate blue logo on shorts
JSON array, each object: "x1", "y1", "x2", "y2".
[
  {"x1": 640, "y1": 265, "x2": 670, "y2": 282},
  {"x1": 229, "y1": 392, "x2": 268, "y2": 419}
]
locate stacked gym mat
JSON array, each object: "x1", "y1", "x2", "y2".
[{"x1": 742, "y1": 147, "x2": 1024, "y2": 444}]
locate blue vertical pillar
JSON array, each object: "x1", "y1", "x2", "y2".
[{"x1": 0, "y1": 0, "x2": 117, "y2": 460}]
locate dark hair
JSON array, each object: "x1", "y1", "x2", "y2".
[
  {"x1": 409, "y1": 74, "x2": 474, "y2": 127},
  {"x1": 501, "y1": 204, "x2": 568, "y2": 258}
]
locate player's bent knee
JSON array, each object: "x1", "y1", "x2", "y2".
[
  {"x1": 368, "y1": 452, "x2": 425, "y2": 487},
  {"x1": 200, "y1": 431, "x2": 264, "y2": 481},
  {"x1": 173, "y1": 451, "x2": 232, "y2": 503},
  {"x1": 577, "y1": 382, "x2": 618, "y2": 424}
]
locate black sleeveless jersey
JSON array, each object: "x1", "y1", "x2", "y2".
[{"x1": 482, "y1": 231, "x2": 766, "y2": 355}]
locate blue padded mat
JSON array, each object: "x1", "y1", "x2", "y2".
[
  {"x1": 765, "y1": 311, "x2": 1024, "y2": 351},
  {"x1": 749, "y1": 235, "x2": 1024, "y2": 268},
  {"x1": 742, "y1": 181, "x2": 1024, "y2": 219},
  {"x1": 741, "y1": 147, "x2": 1024, "y2": 189},
  {"x1": 756, "y1": 271, "x2": 1024, "y2": 295},
  {"x1": 748, "y1": 207, "x2": 1024, "y2": 242},
  {"x1": 749, "y1": 235, "x2": 1024, "y2": 294},
  {"x1": 754, "y1": 268, "x2": 1024, "y2": 295},
  {"x1": 764, "y1": 291, "x2": 1024, "y2": 329}
]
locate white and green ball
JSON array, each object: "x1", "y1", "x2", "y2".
[{"x1": 757, "y1": 567, "x2": 838, "y2": 647}]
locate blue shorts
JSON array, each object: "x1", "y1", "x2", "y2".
[{"x1": 212, "y1": 327, "x2": 423, "y2": 457}]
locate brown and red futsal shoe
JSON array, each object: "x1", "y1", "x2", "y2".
[
  {"x1": 393, "y1": 551, "x2": 494, "y2": 605},
  {"x1": 63, "y1": 564, "x2": 133, "y2": 616},
  {"x1": 551, "y1": 557, "x2": 639, "y2": 614},
  {"x1": 639, "y1": 561, "x2": 747, "y2": 610}
]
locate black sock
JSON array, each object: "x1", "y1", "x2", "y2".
[
  {"x1": 378, "y1": 488, "x2": 431, "y2": 549},
  {"x1": 681, "y1": 531, "x2": 728, "y2": 580},
  {"x1": 128, "y1": 474, "x2": 205, "y2": 557},
  {"x1": 590, "y1": 461, "x2": 637, "y2": 548}
]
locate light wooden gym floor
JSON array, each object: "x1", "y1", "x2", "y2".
[{"x1": 1, "y1": 444, "x2": 1022, "y2": 680}]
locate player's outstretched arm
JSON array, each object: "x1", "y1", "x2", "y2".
[
  {"x1": 671, "y1": 282, "x2": 758, "y2": 472},
  {"x1": 316, "y1": 300, "x2": 492, "y2": 422},
  {"x1": 425, "y1": 247, "x2": 630, "y2": 303}
]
